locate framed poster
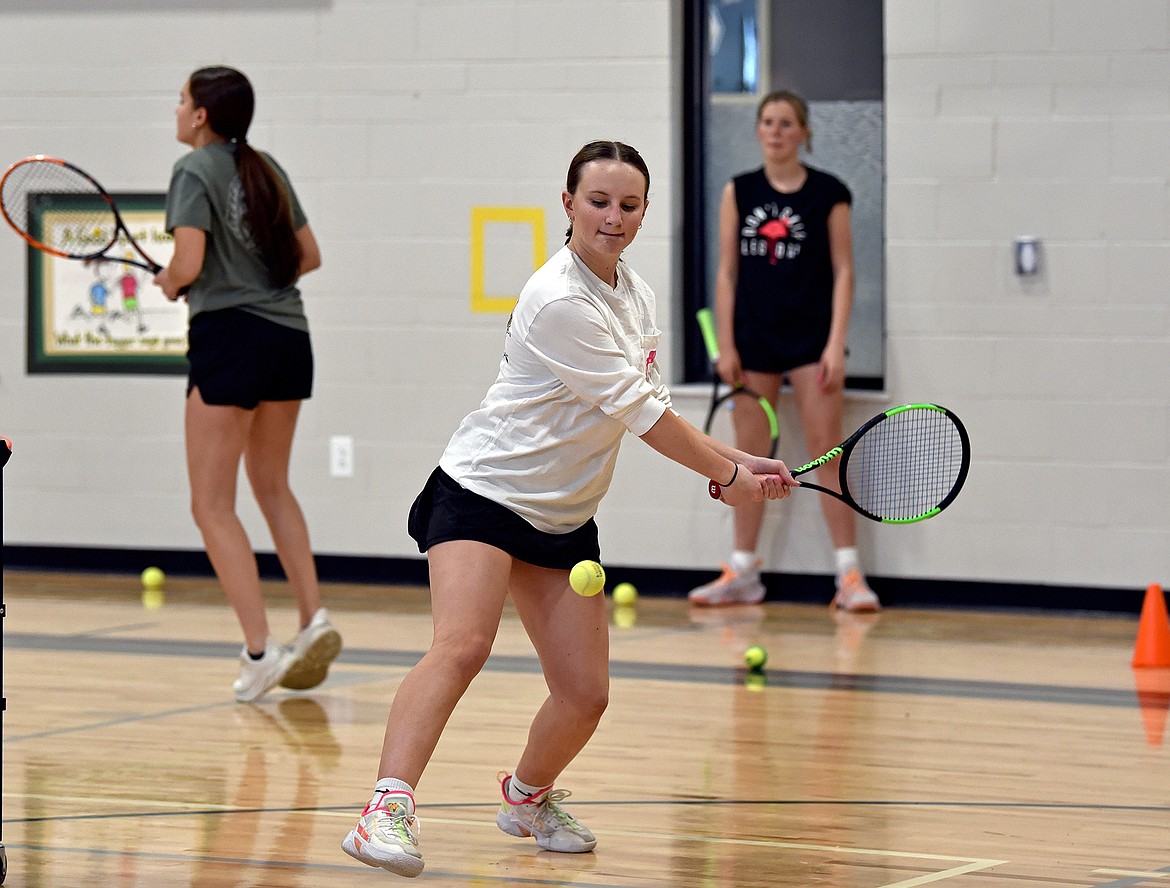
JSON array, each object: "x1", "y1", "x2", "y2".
[{"x1": 25, "y1": 192, "x2": 188, "y2": 374}]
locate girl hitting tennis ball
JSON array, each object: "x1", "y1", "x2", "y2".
[{"x1": 342, "y1": 141, "x2": 796, "y2": 877}]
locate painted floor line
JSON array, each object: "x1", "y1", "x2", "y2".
[{"x1": 5, "y1": 630, "x2": 1153, "y2": 709}]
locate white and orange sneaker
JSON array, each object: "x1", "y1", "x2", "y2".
[
  {"x1": 495, "y1": 773, "x2": 596, "y2": 853},
  {"x1": 342, "y1": 788, "x2": 424, "y2": 877},
  {"x1": 831, "y1": 569, "x2": 880, "y2": 613},
  {"x1": 687, "y1": 562, "x2": 766, "y2": 606}
]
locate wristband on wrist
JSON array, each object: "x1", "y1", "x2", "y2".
[{"x1": 722, "y1": 462, "x2": 739, "y2": 487}]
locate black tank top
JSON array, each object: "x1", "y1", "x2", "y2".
[{"x1": 731, "y1": 166, "x2": 851, "y2": 365}]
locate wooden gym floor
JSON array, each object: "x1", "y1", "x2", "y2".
[{"x1": 0, "y1": 569, "x2": 1167, "y2": 887}]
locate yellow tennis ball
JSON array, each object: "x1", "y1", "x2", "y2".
[
  {"x1": 570, "y1": 560, "x2": 605, "y2": 597},
  {"x1": 612, "y1": 582, "x2": 638, "y2": 607},
  {"x1": 744, "y1": 645, "x2": 768, "y2": 672},
  {"x1": 140, "y1": 566, "x2": 165, "y2": 590}
]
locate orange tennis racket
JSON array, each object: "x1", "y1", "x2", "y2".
[{"x1": 1, "y1": 155, "x2": 164, "y2": 273}]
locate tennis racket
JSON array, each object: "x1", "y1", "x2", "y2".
[
  {"x1": 696, "y1": 307, "x2": 779, "y2": 459},
  {"x1": 1, "y1": 155, "x2": 165, "y2": 274},
  {"x1": 711, "y1": 403, "x2": 970, "y2": 524}
]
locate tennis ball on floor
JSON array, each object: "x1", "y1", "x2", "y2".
[
  {"x1": 612, "y1": 582, "x2": 638, "y2": 607},
  {"x1": 570, "y1": 560, "x2": 605, "y2": 597},
  {"x1": 743, "y1": 645, "x2": 768, "y2": 672},
  {"x1": 140, "y1": 566, "x2": 166, "y2": 590}
]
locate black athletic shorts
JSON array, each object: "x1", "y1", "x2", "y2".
[
  {"x1": 407, "y1": 467, "x2": 601, "y2": 571},
  {"x1": 735, "y1": 316, "x2": 829, "y2": 376},
  {"x1": 187, "y1": 307, "x2": 313, "y2": 409}
]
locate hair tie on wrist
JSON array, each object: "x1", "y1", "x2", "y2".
[{"x1": 708, "y1": 462, "x2": 740, "y2": 500}]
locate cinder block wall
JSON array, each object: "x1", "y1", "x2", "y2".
[{"x1": 1, "y1": 1, "x2": 1166, "y2": 594}]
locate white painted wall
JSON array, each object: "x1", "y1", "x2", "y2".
[
  {"x1": 0, "y1": 1, "x2": 1166, "y2": 593},
  {"x1": 882, "y1": 0, "x2": 1170, "y2": 589}
]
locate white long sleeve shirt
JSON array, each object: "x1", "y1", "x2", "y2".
[{"x1": 439, "y1": 246, "x2": 671, "y2": 533}]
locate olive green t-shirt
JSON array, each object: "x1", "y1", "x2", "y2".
[{"x1": 165, "y1": 142, "x2": 309, "y2": 331}]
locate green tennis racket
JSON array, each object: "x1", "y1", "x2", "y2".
[
  {"x1": 782, "y1": 403, "x2": 971, "y2": 524},
  {"x1": 696, "y1": 308, "x2": 779, "y2": 459}
]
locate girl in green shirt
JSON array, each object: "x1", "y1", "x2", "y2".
[{"x1": 155, "y1": 66, "x2": 340, "y2": 703}]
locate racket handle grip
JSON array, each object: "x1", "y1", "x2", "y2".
[
  {"x1": 149, "y1": 263, "x2": 188, "y2": 295},
  {"x1": 696, "y1": 308, "x2": 720, "y2": 362}
]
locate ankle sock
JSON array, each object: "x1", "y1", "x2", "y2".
[
  {"x1": 370, "y1": 777, "x2": 415, "y2": 810},
  {"x1": 373, "y1": 777, "x2": 414, "y2": 795},
  {"x1": 730, "y1": 550, "x2": 758, "y2": 574},
  {"x1": 507, "y1": 774, "x2": 552, "y2": 804},
  {"x1": 835, "y1": 547, "x2": 860, "y2": 579}
]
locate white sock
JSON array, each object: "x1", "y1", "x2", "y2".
[
  {"x1": 507, "y1": 774, "x2": 552, "y2": 804},
  {"x1": 371, "y1": 777, "x2": 415, "y2": 808},
  {"x1": 835, "y1": 547, "x2": 860, "y2": 578},
  {"x1": 730, "y1": 550, "x2": 758, "y2": 574}
]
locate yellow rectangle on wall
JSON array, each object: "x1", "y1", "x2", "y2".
[{"x1": 470, "y1": 206, "x2": 546, "y2": 313}]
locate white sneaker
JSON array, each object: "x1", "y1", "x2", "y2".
[
  {"x1": 232, "y1": 636, "x2": 293, "y2": 703},
  {"x1": 281, "y1": 608, "x2": 342, "y2": 690},
  {"x1": 495, "y1": 772, "x2": 596, "y2": 853},
  {"x1": 832, "y1": 570, "x2": 881, "y2": 612},
  {"x1": 342, "y1": 789, "x2": 424, "y2": 877},
  {"x1": 687, "y1": 562, "x2": 765, "y2": 606}
]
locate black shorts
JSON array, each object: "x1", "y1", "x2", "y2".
[
  {"x1": 407, "y1": 468, "x2": 601, "y2": 571},
  {"x1": 735, "y1": 317, "x2": 829, "y2": 375},
  {"x1": 187, "y1": 308, "x2": 313, "y2": 409}
]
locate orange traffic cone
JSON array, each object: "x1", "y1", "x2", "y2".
[
  {"x1": 1132, "y1": 583, "x2": 1170, "y2": 668},
  {"x1": 1133, "y1": 667, "x2": 1170, "y2": 746}
]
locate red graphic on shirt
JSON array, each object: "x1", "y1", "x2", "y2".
[
  {"x1": 740, "y1": 202, "x2": 806, "y2": 263},
  {"x1": 645, "y1": 349, "x2": 657, "y2": 379},
  {"x1": 759, "y1": 218, "x2": 790, "y2": 265}
]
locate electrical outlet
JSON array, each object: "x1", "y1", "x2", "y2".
[{"x1": 329, "y1": 435, "x2": 354, "y2": 478}]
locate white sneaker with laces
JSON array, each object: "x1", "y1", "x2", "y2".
[
  {"x1": 281, "y1": 607, "x2": 342, "y2": 690},
  {"x1": 495, "y1": 772, "x2": 596, "y2": 853},
  {"x1": 687, "y1": 562, "x2": 766, "y2": 606},
  {"x1": 832, "y1": 569, "x2": 881, "y2": 612},
  {"x1": 342, "y1": 789, "x2": 424, "y2": 877},
  {"x1": 232, "y1": 636, "x2": 293, "y2": 703}
]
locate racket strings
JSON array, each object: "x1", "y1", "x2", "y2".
[
  {"x1": 1, "y1": 160, "x2": 116, "y2": 254},
  {"x1": 845, "y1": 410, "x2": 966, "y2": 521}
]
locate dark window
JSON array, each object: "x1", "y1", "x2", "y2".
[{"x1": 683, "y1": 0, "x2": 885, "y2": 389}]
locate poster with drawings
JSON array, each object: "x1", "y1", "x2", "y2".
[{"x1": 27, "y1": 193, "x2": 188, "y2": 374}]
